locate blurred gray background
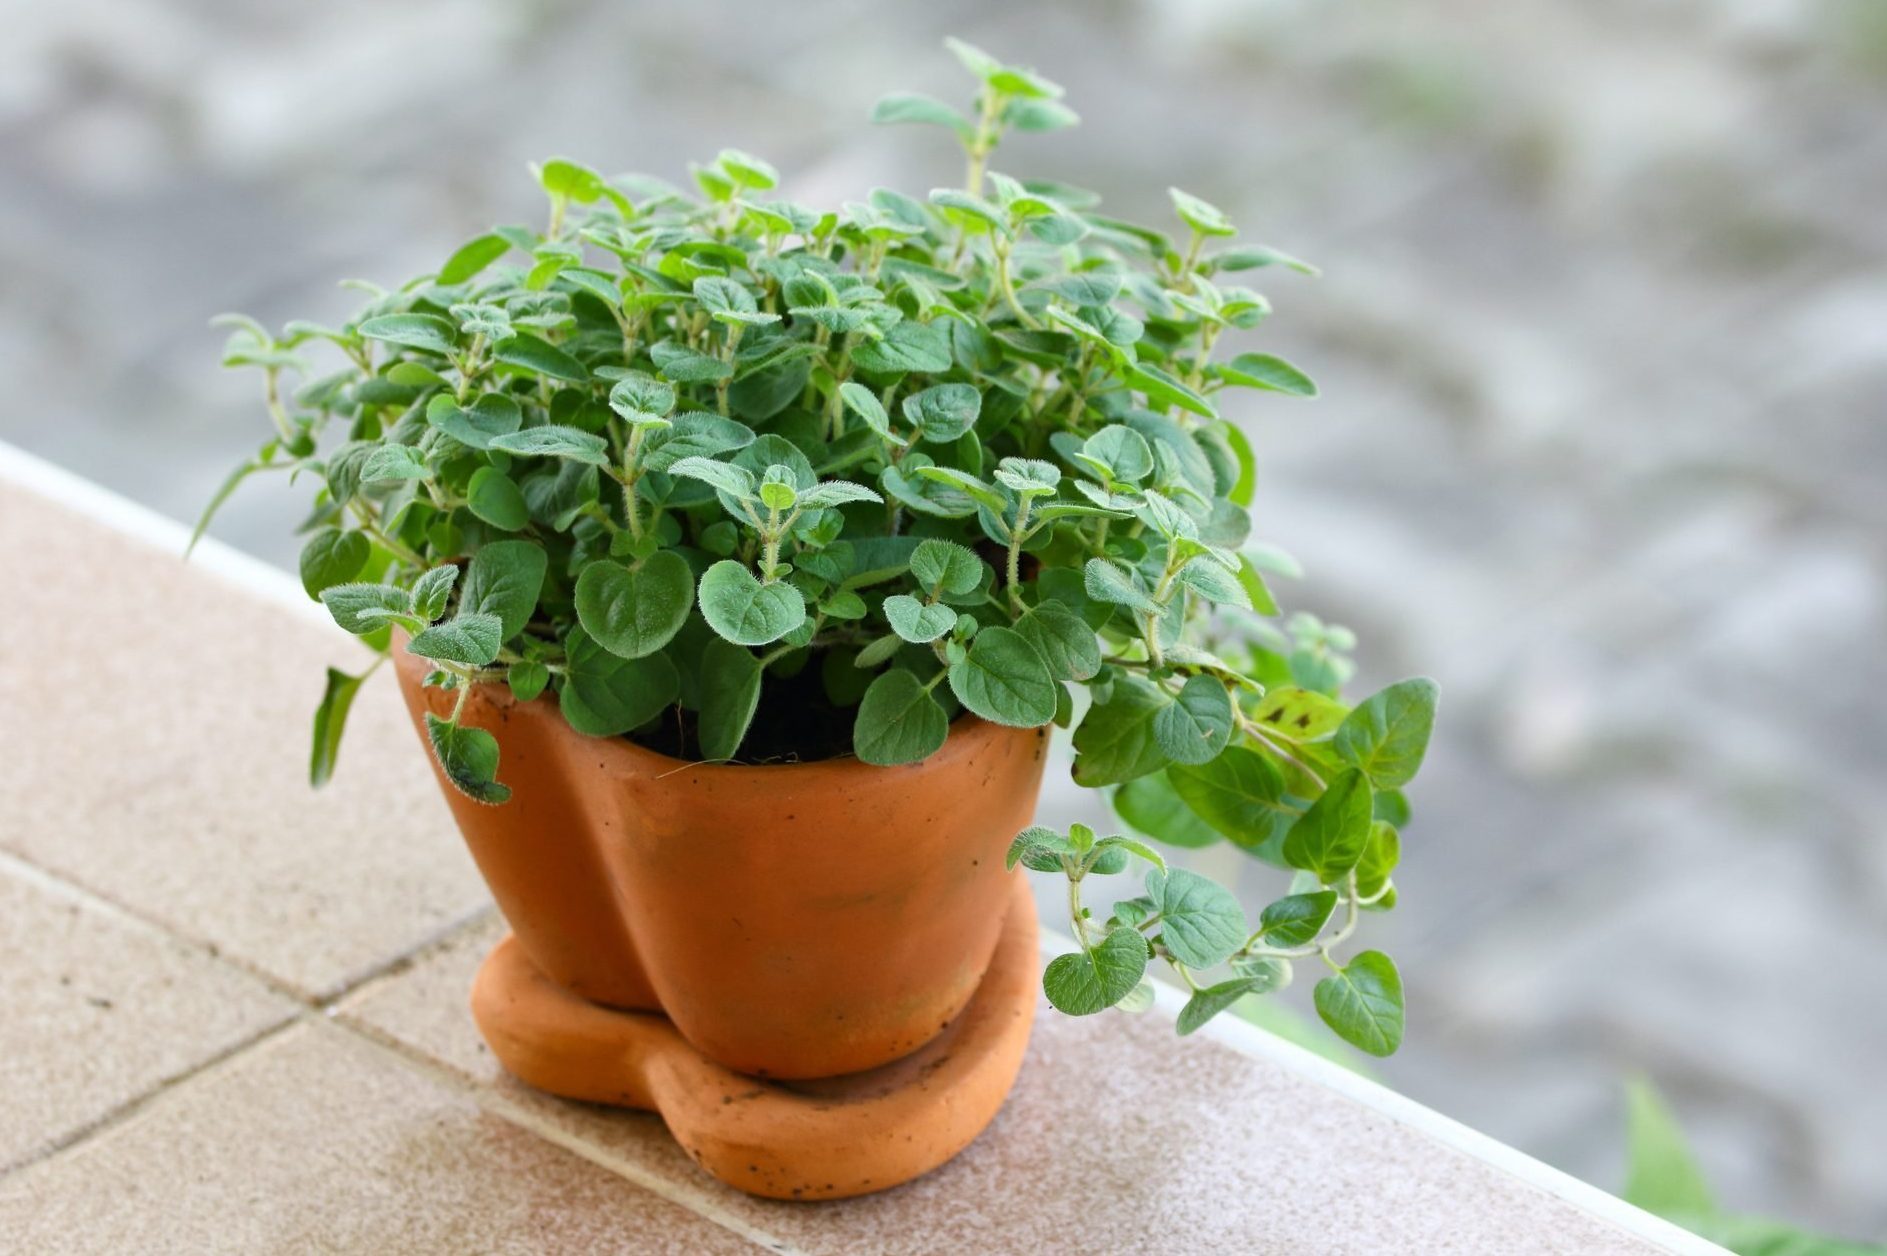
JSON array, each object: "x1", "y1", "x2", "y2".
[{"x1": 3, "y1": 0, "x2": 1883, "y2": 1238}]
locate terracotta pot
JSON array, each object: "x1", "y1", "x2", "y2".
[{"x1": 391, "y1": 647, "x2": 1049, "y2": 1080}]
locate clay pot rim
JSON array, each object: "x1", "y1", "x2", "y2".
[{"x1": 463, "y1": 667, "x2": 1039, "y2": 784}]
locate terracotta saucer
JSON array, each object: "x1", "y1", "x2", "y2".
[{"x1": 470, "y1": 876, "x2": 1039, "y2": 1200}]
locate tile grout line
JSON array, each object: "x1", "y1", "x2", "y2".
[
  {"x1": 0, "y1": 844, "x2": 499, "y2": 1011},
  {"x1": 0, "y1": 1017, "x2": 304, "y2": 1181},
  {"x1": 328, "y1": 1015, "x2": 808, "y2": 1256}
]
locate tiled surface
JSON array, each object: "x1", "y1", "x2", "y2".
[
  {"x1": 0, "y1": 489, "x2": 490, "y2": 1000},
  {"x1": 341, "y1": 915, "x2": 1667, "y2": 1255},
  {"x1": 0, "y1": 858, "x2": 294, "y2": 1170},
  {"x1": 0, "y1": 465, "x2": 1702, "y2": 1252},
  {"x1": 0, "y1": 1024, "x2": 757, "y2": 1256}
]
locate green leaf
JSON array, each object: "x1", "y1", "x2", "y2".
[
  {"x1": 1071, "y1": 675, "x2": 1169, "y2": 786},
  {"x1": 1258, "y1": 891, "x2": 1338, "y2": 947},
  {"x1": 1356, "y1": 821, "x2": 1400, "y2": 899},
  {"x1": 948, "y1": 626, "x2": 1057, "y2": 727},
  {"x1": 1127, "y1": 361, "x2": 1217, "y2": 419},
  {"x1": 558, "y1": 627, "x2": 680, "y2": 737},
  {"x1": 883, "y1": 594, "x2": 956, "y2": 643},
  {"x1": 1145, "y1": 867, "x2": 1244, "y2": 968},
  {"x1": 427, "y1": 393, "x2": 523, "y2": 450},
  {"x1": 298, "y1": 529, "x2": 369, "y2": 599},
  {"x1": 1211, "y1": 243, "x2": 1319, "y2": 276},
  {"x1": 309, "y1": 665, "x2": 370, "y2": 787},
  {"x1": 1152, "y1": 675, "x2": 1234, "y2": 765},
  {"x1": 1178, "y1": 977, "x2": 1271, "y2": 1036},
  {"x1": 466, "y1": 466, "x2": 529, "y2": 531},
  {"x1": 460, "y1": 540, "x2": 548, "y2": 640},
  {"x1": 574, "y1": 551, "x2": 693, "y2": 660},
  {"x1": 651, "y1": 341, "x2": 734, "y2": 384},
  {"x1": 1168, "y1": 746, "x2": 1294, "y2": 853},
  {"x1": 697, "y1": 637, "x2": 763, "y2": 761},
  {"x1": 1623, "y1": 1078, "x2": 1718, "y2": 1218},
  {"x1": 1281, "y1": 767, "x2": 1373, "y2": 883},
  {"x1": 320, "y1": 582, "x2": 412, "y2": 635},
  {"x1": 853, "y1": 668, "x2": 950, "y2": 766},
  {"x1": 507, "y1": 659, "x2": 550, "y2": 703},
  {"x1": 410, "y1": 564, "x2": 459, "y2": 622},
  {"x1": 1081, "y1": 426, "x2": 1153, "y2": 484},
  {"x1": 539, "y1": 157, "x2": 605, "y2": 202},
  {"x1": 493, "y1": 332, "x2": 589, "y2": 382},
  {"x1": 407, "y1": 613, "x2": 503, "y2": 666},
  {"x1": 902, "y1": 383, "x2": 981, "y2": 443},
  {"x1": 698, "y1": 560, "x2": 807, "y2": 646},
  {"x1": 910, "y1": 538, "x2": 985, "y2": 597},
  {"x1": 870, "y1": 92, "x2": 973, "y2": 141},
  {"x1": 360, "y1": 444, "x2": 428, "y2": 483},
  {"x1": 1251, "y1": 685, "x2": 1347, "y2": 742},
  {"x1": 1042, "y1": 927, "x2": 1148, "y2": 1016},
  {"x1": 187, "y1": 457, "x2": 265, "y2": 556},
  {"x1": 359, "y1": 313, "x2": 457, "y2": 354},
  {"x1": 1114, "y1": 771, "x2": 1221, "y2": 848},
  {"x1": 424, "y1": 713, "x2": 511, "y2": 804},
  {"x1": 487, "y1": 424, "x2": 610, "y2": 465},
  {"x1": 1218, "y1": 352, "x2": 1317, "y2": 398},
  {"x1": 437, "y1": 233, "x2": 512, "y2": 285},
  {"x1": 1169, "y1": 187, "x2": 1236, "y2": 238},
  {"x1": 838, "y1": 381, "x2": 902, "y2": 445},
  {"x1": 667, "y1": 455, "x2": 757, "y2": 500},
  {"x1": 1313, "y1": 951, "x2": 1404, "y2": 1056},
  {"x1": 1012, "y1": 601, "x2": 1101, "y2": 682},
  {"x1": 1083, "y1": 557, "x2": 1157, "y2": 613},
  {"x1": 1333, "y1": 678, "x2": 1438, "y2": 789},
  {"x1": 851, "y1": 321, "x2": 952, "y2": 374},
  {"x1": 797, "y1": 479, "x2": 883, "y2": 509}
]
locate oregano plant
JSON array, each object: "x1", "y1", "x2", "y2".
[{"x1": 204, "y1": 38, "x2": 1437, "y2": 1054}]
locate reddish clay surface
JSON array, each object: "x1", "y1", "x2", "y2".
[
  {"x1": 393, "y1": 648, "x2": 1050, "y2": 1080},
  {"x1": 471, "y1": 877, "x2": 1040, "y2": 1200}
]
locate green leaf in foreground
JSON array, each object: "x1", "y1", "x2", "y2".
[
  {"x1": 1281, "y1": 766, "x2": 1372, "y2": 884},
  {"x1": 424, "y1": 712, "x2": 511, "y2": 804},
  {"x1": 947, "y1": 626, "x2": 1057, "y2": 727},
  {"x1": 1145, "y1": 866, "x2": 1245, "y2": 969},
  {"x1": 558, "y1": 627, "x2": 680, "y2": 737},
  {"x1": 575, "y1": 551, "x2": 694, "y2": 660},
  {"x1": 697, "y1": 560, "x2": 807, "y2": 646},
  {"x1": 461, "y1": 540, "x2": 548, "y2": 641},
  {"x1": 1152, "y1": 675, "x2": 1234, "y2": 765},
  {"x1": 1334, "y1": 677, "x2": 1438, "y2": 789},
  {"x1": 1113, "y1": 771, "x2": 1221, "y2": 848},
  {"x1": 309, "y1": 665, "x2": 371, "y2": 787},
  {"x1": 853, "y1": 668, "x2": 949, "y2": 766},
  {"x1": 407, "y1": 613, "x2": 503, "y2": 666},
  {"x1": 1622, "y1": 1078, "x2": 1717, "y2": 1219},
  {"x1": 1313, "y1": 950, "x2": 1404, "y2": 1056},
  {"x1": 1042, "y1": 926, "x2": 1148, "y2": 1015},
  {"x1": 1178, "y1": 976, "x2": 1274, "y2": 1036},
  {"x1": 298, "y1": 529, "x2": 369, "y2": 599},
  {"x1": 697, "y1": 636, "x2": 762, "y2": 761}
]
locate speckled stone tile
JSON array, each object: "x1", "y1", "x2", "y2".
[
  {"x1": 0, "y1": 1022, "x2": 758, "y2": 1255},
  {"x1": 0, "y1": 486, "x2": 489, "y2": 998},
  {"x1": 0, "y1": 859, "x2": 295, "y2": 1170},
  {"x1": 340, "y1": 918, "x2": 1677, "y2": 1255}
]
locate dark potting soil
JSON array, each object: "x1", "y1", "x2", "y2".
[{"x1": 624, "y1": 653, "x2": 898, "y2": 765}]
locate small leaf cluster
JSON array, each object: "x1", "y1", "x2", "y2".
[{"x1": 204, "y1": 38, "x2": 1435, "y2": 1048}]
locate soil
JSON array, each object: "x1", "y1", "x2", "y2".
[{"x1": 626, "y1": 654, "x2": 869, "y2": 765}]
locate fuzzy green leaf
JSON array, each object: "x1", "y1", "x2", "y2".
[
  {"x1": 1042, "y1": 926, "x2": 1148, "y2": 1016},
  {"x1": 1314, "y1": 951, "x2": 1404, "y2": 1056},
  {"x1": 853, "y1": 668, "x2": 950, "y2": 766},
  {"x1": 574, "y1": 552, "x2": 694, "y2": 660}
]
